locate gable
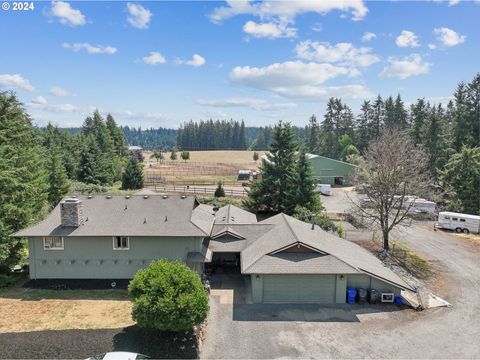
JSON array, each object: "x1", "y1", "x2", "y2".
[{"x1": 270, "y1": 242, "x2": 325, "y2": 255}]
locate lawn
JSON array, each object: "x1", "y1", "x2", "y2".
[
  {"x1": 0, "y1": 287, "x2": 133, "y2": 333},
  {"x1": 145, "y1": 150, "x2": 265, "y2": 164}
]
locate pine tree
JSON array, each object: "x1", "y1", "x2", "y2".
[
  {"x1": 410, "y1": 98, "x2": 429, "y2": 145},
  {"x1": 422, "y1": 104, "x2": 449, "y2": 177},
  {"x1": 245, "y1": 121, "x2": 297, "y2": 212},
  {"x1": 371, "y1": 95, "x2": 384, "y2": 138},
  {"x1": 253, "y1": 151, "x2": 259, "y2": 161},
  {"x1": 106, "y1": 114, "x2": 128, "y2": 157},
  {"x1": 181, "y1": 151, "x2": 190, "y2": 163},
  {"x1": 284, "y1": 149, "x2": 320, "y2": 215},
  {"x1": 319, "y1": 98, "x2": 340, "y2": 158},
  {"x1": 306, "y1": 114, "x2": 320, "y2": 153},
  {"x1": 170, "y1": 147, "x2": 177, "y2": 160},
  {"x1": 356, "y1": 101, "x2": 372, "y2": 153},
  {"x1": 394, "y1": 94, "x2": 408, "y2": 129},
  {"x1": 384, "y1": 96, "x2": 396, "y2": 128},
  {"x1": 122, "y1": 156, "x2": 144, "y2": 190},
  {"x1": 0, "y1": 92, "x2": 48, "y2": 267},
  {"x1": 77, "y1": 136, "x2": 102, "y2": 184},
  {"x1": 214, "y1": 181, "x2": 225, "y2": 197},
  {"x1": 440, "y1": 147, "x2": 480, "y2": 215},
  {"x1": 46, "y1": 146, "x2": 70, "y2": 205}
]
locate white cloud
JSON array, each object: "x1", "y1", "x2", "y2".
[
  {"x1": 433, "y1": 0, "x2": 460, "y2": 6},
  {"x1": 295, "y1": 41, "x2": 380, "y2": 67},
  {"x1": 311, "y1": 22, "x2": 322, "y2": 33},
  {"x1": 49, "y1": 87, "x2": 76, "y2": 97},
  {"x1": 126, "y1": 3, "x2": 152, "y2": 29},
  {"x1": 229, "y1": 61, "x2": 372, "y2": 101},
  {"x1": 380, "y1": 54, "x2": 431, "y2": 80},
  {"x1": 396, "y1": 30, "x2": 420, "y2": 48},
  {"x1": 50, "y1": 1, "x2": 86, "y2": 26},
  {"x1": 243, "y1": 20, "x2": 296, "y2": 39},
  {"x1": 142, "y1": 52, "x2": 167, "y2": 65},
  {"x1": 62, "y1": 42, "x2": 117, "y2": 55},
  {"x1": 196, "y1": 97, "x2": 296, "y2": 111},
  {"x1": 185, "y1": 54, "x2": 206, "y2": 67},
  {"x1": 28, "y1": 96, "x2": 77, "y2": 112},
  {"x1": 434, "y1": 27, "x2": 466, "y2": 47},
  {"x1": 362, "y1": 32, "x2": 376, "y2": 42},
  {"x1": 31, "y1": 96, "x2": 47, "y2": 105},
  {"x1": 428, "y1": 43, "x2": 437, "y2": 50},
  {"x1": 0, "y1": 73, "x2": 35, "y2": 91},
  {"x1": 210, "y1": 0, "x2": 368, "y2": 23}
]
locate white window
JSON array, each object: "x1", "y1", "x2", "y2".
[
  {"x1": 44, "y1": 236, "x2": 64, "y2": 250},
  {"x1": 113, "y1": 236, "x2": 129, "y2": 250}
]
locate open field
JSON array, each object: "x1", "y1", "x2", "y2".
[
  {"x1": 0, "y1": 287, "x2": 133, "y2": 333},
  {"x1": 144, "y1": 150, "x2": 264, "y2": 185}
]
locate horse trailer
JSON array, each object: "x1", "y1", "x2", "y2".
[{"x1": 437, "y1": 212, "x2": 480, "y2": 234}]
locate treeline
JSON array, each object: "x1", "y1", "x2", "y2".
[
  {"x1": 121, "y1": 126, "x2": 177, "y2": 150},
  {"x1": 305, "y1": 73, "x2": 479, "y2": 176},
  {"x1": 177, "y1": 119, "x2": 248, "y2": 150}
]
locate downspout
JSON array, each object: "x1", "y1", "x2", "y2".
[{"x1": 31, "y1": 238, "x2": 37, "y2": 280}]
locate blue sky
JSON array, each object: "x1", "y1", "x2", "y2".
[{"x1": 0, "y1": 0, "x2": 478, "y2": 128}]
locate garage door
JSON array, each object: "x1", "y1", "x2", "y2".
[{"x1": 263, "y1": 275, "x2": 336, "y2": 304}]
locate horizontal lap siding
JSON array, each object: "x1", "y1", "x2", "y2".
[
  {"x1": 263, "y1": 275, "x2": 336, "y2": 304},
  {"x1": 29, "y1": 236, "x2": 203, "y2": 279}
]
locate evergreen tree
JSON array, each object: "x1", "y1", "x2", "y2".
[
  {"x1": 122, "y1": 156, "x2": 144, "y2": 190},
  {"x1": 422, "y1": 104, "x2": 449, "y2": 177},
  {"x1": 0, "y1": 92, "x2": 48, "y2": 267},
  {"x1": 440, "y1": 147, "x2": 480, "y2": 215},
  {"x1": 214, "y1": 181, "x2": 225, "y2": 197},
  {"x1": 384, "y1": 96, "x2": 396, "y2": 128},
  {"x1": 151, "y1": 150, "x2": 164, "y2": 163},
  {"x1": 245, "y1": 121, "x2": 297, "y2": 212},
  {"x1": 306, "y1": 114, "x2": 320, "y2": 153},
  {"x1": 46, "y1": 146, "x2": 70, "y2": 205},
  {"x1": 410, "y1": 98, "x2": 429, "y2": 145},
  {"x1": 356, "y1": 101, "x2": 372, "y2": 153},
  {"x1": 181, "y1": 151, "x2": 190, "y2": 163},
  {"x1": 77, "y1": 136, "x2": 102, "y2": 185},
  {"x1": 394, "y1": 94, "x2": 408, "y2": 129},
  {"x1": 253, "y1": 151, "x2": 259, "y2": 161},
  {"x1": 371, "y1": 95, "x2": 384, "y2": 138},
  {"x1": 319, "y1": 98, "x2": 340, "y2": 158},
  {"x1": 106, "y1": 114, "x2": 128, "y2": 157},
  {"x1": 284, "y1": 149, "x2": 320, "y2": 215}
]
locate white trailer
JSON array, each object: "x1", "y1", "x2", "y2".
[
  {"x1": 315, "y1": 184, "x2": 332, "y2": 196},
  {"x1": 437, "y1": 212, "x2": 480, "y2": 234}
]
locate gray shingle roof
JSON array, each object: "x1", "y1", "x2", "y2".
[
  {"x1": 241, "y1": 213, "x2": 413, "y2": 291},
  {"x1": 208, "y1": 223, "x2": 275, "y2": 252},
  {"x1": 12, "y1": 195, "x2": 211, "y2": 237},
  {"x1": 214, "y1": 204, "x2": 257, "y2": 225}
]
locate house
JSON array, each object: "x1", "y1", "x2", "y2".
[
  {"x1": 261, "y1": 153, "x2": 358, "y2": 186},
  {"x1": 128, "y1": 145, "x2": 144, "y2": 162},
  {"x1": 12, "y1": 195, "x2": 413, "y2": 304}
]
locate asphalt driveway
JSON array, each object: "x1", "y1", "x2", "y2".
[{"x1": 201, "y1": 222, "x2": 480, "y2": 359}]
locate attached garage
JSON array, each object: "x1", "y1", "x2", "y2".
[{"x1": 263, "y1": 274, "x2": 336, "y2": 304}]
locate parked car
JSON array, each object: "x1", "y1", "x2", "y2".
[
  {"x1": 87, "y1": 352, "x2": 149, "y2": 360},
  {"x1": 436, "y1": 212, "x2": 480, "y2": 234},
  {"x1": 315, "y1": 184, "x2": 332, "y2": 196}
]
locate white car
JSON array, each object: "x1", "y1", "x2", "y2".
[{"x1": 87, "y1": 352, "x2": 149, "y2": 360}]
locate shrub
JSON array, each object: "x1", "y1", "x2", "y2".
[
  {"x1": 128, "y1": 260, "x2": 209, "y2": 332},
  {"x1": 214, "y1": 181, "x2": 225, "y2": 198},
  {"x1": 292, "y1": 206, "x2": 337, "y2": 232},
  {"x1": 0, "y1": 274, "x2": 19, "y2": 289}
]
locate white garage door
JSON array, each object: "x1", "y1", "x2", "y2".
[{"x1": 263, "y1": 274, "x2": 336, "y2": 304}]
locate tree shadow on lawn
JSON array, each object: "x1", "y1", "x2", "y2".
[{"x1": 0, "y1": 326, "x2": 199, "y2": 359}]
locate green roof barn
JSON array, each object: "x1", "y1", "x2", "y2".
[{"x1": 307, "y1": 154, "x2": 358, "y2": 186}]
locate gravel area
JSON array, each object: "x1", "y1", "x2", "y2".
[
  {"x1": 0, "y1": 326, "x2": 199, "y2": 359},
  {"x1": 24, "y1": 279, "x2": 130, "y2": 290}
]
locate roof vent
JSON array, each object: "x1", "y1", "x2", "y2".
[
  {"x1": 125, "y1": 195, "x2": 130, "y2": 199},
  {"x1": 181, "y1": 195, "x2": 186, "y2": 199},
  {"x1": 144, "y1": 195, "x2": 149, "y2": 199},
  {"x1": 106, "y1": 195, "x2": 112, "y2": 199},
  {"x1": 162, "y1": 195, "x2": 168, "y2": 199},
  {"x1": 164, "y1": 216, "x2": 168, "y2": 222},
  {"x1": 143, "y1": 217, "x2": 147, "y2": 223},
  {"x1": 87, "y1": 195, "x2": 93, "y2": 199},
  {"x1": 124, "y1": 205, "x2": 128, "y2": 210}
]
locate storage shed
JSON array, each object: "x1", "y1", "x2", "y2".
[{"x1": 308, "y1": 154, "x2": 358, "y2": 186}]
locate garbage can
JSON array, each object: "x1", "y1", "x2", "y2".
[
  {"x1": 347, "y1": 288, "x2": 357, "y2": 304},
  {"x1": 357, "y1": 288, "x2": 367, "y2": 304},
  {"x1": 368, "y1": 289, "x2": 379, "y2": 304},
  {"x1": 394, "y1": 296, "x2": 403, "y2": 305}
]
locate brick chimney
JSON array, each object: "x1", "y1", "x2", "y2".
[{"x1": 60, "y1": 197, "x2": 84, "y2": 227}]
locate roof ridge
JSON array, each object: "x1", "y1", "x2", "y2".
[{"x1": 281, "y1": 213, "x2": 300, "y2": 242}]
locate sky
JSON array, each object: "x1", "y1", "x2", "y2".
[{"x1": 0, "y1": 0, "x2": 479, "y2": 129}]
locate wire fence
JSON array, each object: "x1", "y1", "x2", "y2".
[{"x1": 144, "y1": 175, "x2": 247, "y2": 187}]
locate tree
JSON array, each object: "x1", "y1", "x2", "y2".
[
  {"x1": 46, "y1": 146, "x2": 70, "y2": 205},
  {"x1": 214, "y1": 181, "x2": 225, "y2": 197},
  {"x1": 252, "y1": 151, "x2": 259, "y2": 161},
  {"x1": 339, "y1": 134, "x2": 359, "y2": 161},
  {"x1": 128, "y1": 260, "x2": 209, "y2": 332},
  {"x1": 351, "y1": 129, "x2": 432, "y2": 252},
  {"x1": 77, "y1": 136, "x2": 102, "y2": 185},
  {"x1": 181, "y1": 150, "x2": 190, "y2": 163},
  {"x1": 410, "y1": 98, "x2": 429, "y2": 145},
  {"x1": 284, "y1": 149, "x2": 320, "y2": 215},
  {"x1": 0, "y1": 92, "x2": 48, "y2": 268},
  {"x1": 292, "y1": 206, "x2": 336, "y2": 232},
  {"x1": 440, "y1": 147, "x2": 480, "y2": 215},
  {"x1": 319, "y1": 98, "x2": 340, "y2": 158},
  {"x1": 245, "y1": 121, "x2": 297, "y2": 212},
  {"x1": 151, "y1": 150, "x2": 164, "y2": 163},
  {"x1": 106, "y1": 114, "x2": 128, "y2": 157},
  {"x1": 122, "y1": 156, "x2": 144, "y2": 190},
  {"x1": 170, "y1": 147, "x2": 177, "y2": 160},
  {"x1": 356, "y1": 101, "x2": 373, "y2": 153},
  {"x1": 306, "y1": 114, "x2": 320, "y2": 153}
]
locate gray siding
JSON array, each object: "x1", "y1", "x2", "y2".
[
  {"x1": 28, "y1": 235, "x2": 204, "y2": 279},
  {"x1": 347, "y1": 274, "x2": 401, "y2": 296}
]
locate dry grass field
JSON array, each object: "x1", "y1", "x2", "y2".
[
  {"x1": 144, "y1": 150, "x2": 265, "y2": 184},
  {"x1": 0, "y1": 288, "x2": 133, "y2": 333}
]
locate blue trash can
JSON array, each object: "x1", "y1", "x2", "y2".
[
  {"x1": 394, "y1": 296, "x2": 403, "y2": 305},
  {"x1": 347, "y1": 288, "x2": 357, "y2": 304}
]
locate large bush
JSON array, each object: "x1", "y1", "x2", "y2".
[{"x1": 128, "y1": 260, "x2": 209, "y2": 332}]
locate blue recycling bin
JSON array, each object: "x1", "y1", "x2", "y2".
[
  {"x1": 347, "y1": 288, "x2": 357, "y2": 304},
  {"x1": 395, "y1": 296, "x2": 403, "y2": 305}
]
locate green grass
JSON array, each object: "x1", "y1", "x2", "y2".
[
  {"x1": 197, "y1": 196, "x2": 245, "y2": 208},
  {"x1": 0, "y1": 287, "x2": 129, "y2": 301}
]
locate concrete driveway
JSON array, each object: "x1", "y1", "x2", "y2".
[{"x1": 201, "y1": 222, "x2": 480, "y2": 359}]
